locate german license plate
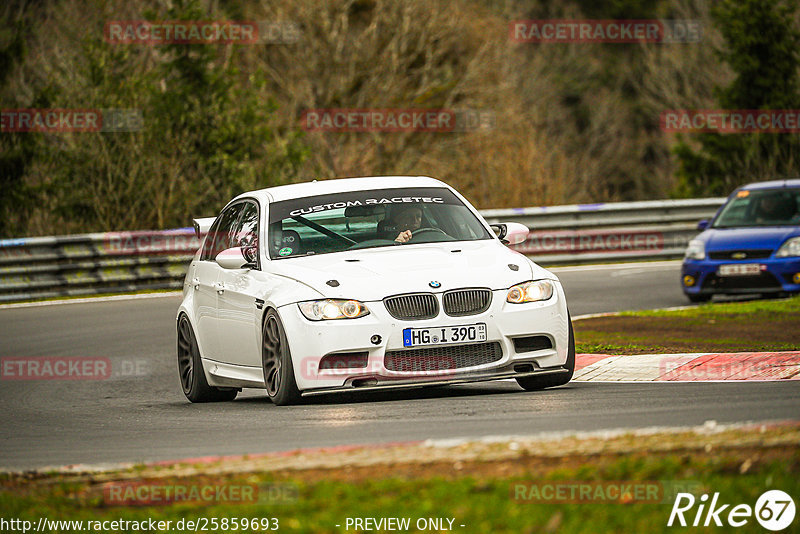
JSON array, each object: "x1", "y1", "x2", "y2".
[
  {"x1": 718, "y1": 264, "x2": 762, "y2": 276},
  {"x1": 403, "y1": 323, "x2": 487, "y2": 347}
]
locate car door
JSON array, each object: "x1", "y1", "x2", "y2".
[
  {"x1": 215, "y1": 199, "x2": 263, "y2": 368},
  {"x1": 192, "y1": 202, "x2": 245, "y2": 361}
]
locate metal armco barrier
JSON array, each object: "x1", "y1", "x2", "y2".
[
  {"x1": 0, "y1": 198, "x2": 726, "y2": 303},
  {"x1": 0, "y1": 229, "x2": 200, "y2": 303},
  {"x1": 484, "y1": 197, "x2": 726, "y2": 265}
]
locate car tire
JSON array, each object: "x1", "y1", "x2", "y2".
[
  {"x1": 516, "y1": 316, "x2": 575, "y2": 391},
  {"x1": 687, "y1": 293, "x2": 711, "y2": 303},
  {"x1": 177, "y1": 314, "x2": 238, "y2": 403},
  {"x1": 262, "y1": 309, "x2": 302, "y2": 406}
]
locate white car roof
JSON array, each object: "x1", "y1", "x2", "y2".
[{"x1": 234, "y1": 176, "x2": 449, "y2": 204}]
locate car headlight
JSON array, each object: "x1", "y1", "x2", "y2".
[
  {"x1": 684, "y1": 239, "x2": 706, "y2": 260},
  {"x1": 776, "y1": 237, "x2": 800, "y2": 258},
  {"x1": 298, "y1": 299, "x2": 370, "y2": 320},
  {"x1": 506, "y1": 280, "x2": 554, "y2": 303}
]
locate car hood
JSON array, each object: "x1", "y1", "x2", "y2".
[
  {"x1": 700, "y1": 227, "x2": 800, "y2": 252},
  {"x1": 267, "y1": 241, "x2": 553, "y2": 301}
]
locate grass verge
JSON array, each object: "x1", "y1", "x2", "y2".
[
  {"x1": 575, "y1": 296, "x2": 800, "y2": 355},
  {"x1": 1, "y1": 424, "x2": 798, "y2": 533}
]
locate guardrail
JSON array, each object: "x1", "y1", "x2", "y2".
[
  {"x1": 0, "y1": 198, "x2": 725, "y2": 303},
  {"x1": 0, "y1": 230, "x2": 199, "y2": 303},
  {"x1": 483, "y1": 197, "x2": 726, "y2": 265}
]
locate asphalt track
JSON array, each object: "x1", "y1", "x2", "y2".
[{"x1": 1, "y1": 261, "x2": 798, "y2": 471}]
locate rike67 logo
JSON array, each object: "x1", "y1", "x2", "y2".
[{"x1": 668, "y1": 490, "x2": 795, "y2": 531}]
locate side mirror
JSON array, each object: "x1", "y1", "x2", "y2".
[
  {"x1": 503, "y1": 222, "x2": 530, "y2": 245},
  {"x1": 696, "y1": 219, "x2": 709, "y2": 231},
  {"x1": 489, "y1": 223, "x2": 507, "y2": 240},
  {"x1": 216, "y1": 247, "x2": 257, "y2": 270},
  {"x1": 490, "y1": 222, "x2": 529, "y2": 245}
]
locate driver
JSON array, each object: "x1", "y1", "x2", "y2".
[
  {"x1": 391, "y1": 206, "x2": 423, "y2": 243},
  {"x1": 755, "y1": 194, "x2": 796, "y2": 223}
]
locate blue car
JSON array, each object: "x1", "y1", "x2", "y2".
[{"x1": 682, "y1": 179, "x2": 800, "y2": 303}]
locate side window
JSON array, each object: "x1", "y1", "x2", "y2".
[
  {"x1": 200, "y1": 203, "x2": 244, "y2": 261},
  {"x1": 234, "y1": 201, "x2": 259, "y2": 249}
]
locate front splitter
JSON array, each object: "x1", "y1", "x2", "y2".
[{"x1": 300, "y1": 367, "x2": 570, "y2": 397}]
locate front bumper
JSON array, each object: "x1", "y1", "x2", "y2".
[
  {"x1": 278, "y1": 282, "x2": 571, "y2": 392},
  {"x1": 682, "y1": 257, "x2": 800, "y2": 296},
  {"x1": 300, "y1": 366, "x2": 570, "y2": 397}
]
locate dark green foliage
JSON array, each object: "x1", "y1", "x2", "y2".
[
  {"x1": 674, "y1": 0, "x2": 800, "y2": 197},
  {"x1": 3, "y1": 0, "x2": 308, "y2": 235},
  {"x1": 0, "y1": 17, "x2": 35, "y2": 237}
]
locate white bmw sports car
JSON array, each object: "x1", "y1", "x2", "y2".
[{"x1": 177, "y1": 176, "x2": 574, "y2": 405}]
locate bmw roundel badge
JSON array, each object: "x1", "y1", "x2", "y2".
[{"x1": 429, "y1": 281, "x2": 441, "y2": 288}]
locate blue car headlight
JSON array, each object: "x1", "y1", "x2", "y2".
[
  {"x1": 776, "y1": 237, "x2": 800, "y2": 258},
  {"x1": 684, "y1": 240, "x2": 706, "y2": 260}
]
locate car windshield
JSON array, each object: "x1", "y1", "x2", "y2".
[
  {"x1": 267, "y1": 187, "x2": 492, "y2": 258},
  {"x1": 712, "y1": 187, "x2": 800, "y2": 228}
]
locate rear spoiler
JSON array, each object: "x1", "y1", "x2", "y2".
[{"x1": 192, "y1": 217, "x2": 216, "y2": 239}]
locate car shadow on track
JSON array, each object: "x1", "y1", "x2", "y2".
[{"x1": 229, "y1": 382, "x2": 578, "y2": 407}]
